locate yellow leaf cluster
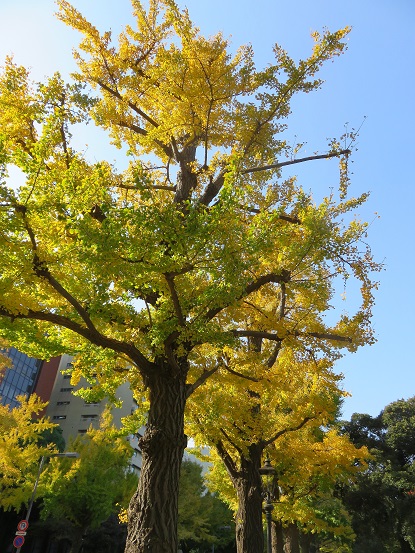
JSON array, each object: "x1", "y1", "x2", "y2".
[{"x1": 0, "y1": 394, "x2": 59, "y2": 511}]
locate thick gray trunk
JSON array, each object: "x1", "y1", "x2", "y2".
[{"x1": 125, "y1": 366, "x2": 188, "y2": 553}]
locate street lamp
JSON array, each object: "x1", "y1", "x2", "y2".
[
  {"x1": 15, "y1": 452, "x2": 79, "y2": 553},
  {"x1": 259, "y1": 456, "x2": 277, "y2": 553}
]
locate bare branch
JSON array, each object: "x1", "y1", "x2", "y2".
[
  {"x1": 0, "y1": 306, "x2": 155, "y2": 374},
  {"x1": 264, "y1": 415, "x2": 315, "y2": 447},
  {"x1": 204, "y1": 270, "x2": 291, "y2": 323},
  {"x1": 199, "y1": 149, "x2": 350, "y2": 206},
  {"x1": 117, "y1": 183, "x2": 176, "y2": 192},
  {"x1": 186, "y1": 365, "x2": 219, "y2": 398},
  {"x1": 242, "y1": 149, "x2": 351, "y2": 176},
  {"x1": 233, "y1": 329, "x2": 352, "y2": 344},
  {"x1": 295, "y1": 331, "x2": 352, "y2": 343}
]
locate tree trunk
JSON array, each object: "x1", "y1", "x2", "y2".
[
  {"x1": 284, "y1": 524, "x2": 300, "y2": 553},
  {"x1": 125, "y1": 364, "x2": 188, "y2": 553},
  {"x1": 69, "y1": 526, "x2": 85, "y2": 553},
  {"x1": 299, "y1": 531, "x2": 312, "y2": 553},
  {"x1": 233, "y1": 446, "x2": 264, "y2": 553},
  {"x1": 272, "y1": 519, "x2": 285, "y2": 553}
]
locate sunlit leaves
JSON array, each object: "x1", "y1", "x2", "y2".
[
  {"x1": 0, "y1": 0, "x2": 379, "y2": 471},
  {"x1": 40, "y1": 410, "x2": 137, "y2": 529},
  {"x1": 0, "y1": 395, "x2": 59, "y2": 511}
]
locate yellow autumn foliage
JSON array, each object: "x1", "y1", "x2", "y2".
[{"x1": 0, "y1": 394, "x2": 59, "y2": 511}]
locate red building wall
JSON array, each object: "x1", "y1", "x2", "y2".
[{"x1": 33, "y1": 356, "x2": 61, "y2": 417}]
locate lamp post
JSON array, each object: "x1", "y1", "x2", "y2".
[
  {"x1": 259, "y1": 456, "x2": 277, "y2": 553},
  {"x1": 15, "y1": 452, "x2": 79, "y2": 553}
]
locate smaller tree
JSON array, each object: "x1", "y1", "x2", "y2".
[
  {"x1": 178, "y1": 458, "x2": 235, "y2": 553},
  {"x1": 270, "y1": 427, "x2": 367, "y2": 553},
  {"x1": 340, "y1": 398, "x2": 415, "y2": 553},
  {"x1": 187, "y1": 347, "x2": 361, "y2": 553},
  {"x1": 40, "y1": 410, "x2": 138, "y2": 553},
  {"x1": 0, "y1": 394, "x2": 59, "y2": 511}
]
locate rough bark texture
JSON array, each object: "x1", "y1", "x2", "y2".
[
  {"x1": 234, "y1": 446, "x2": 264, "y2": 553},
  {"x1": 284, "y1": 523, "x2": 300, "y2": 553},
  {"x1": 299, "y1": 532, "x2": 313, "y2": 553},
  {"x1": 125, "y1": 363, "x2": 188, "y2": 553},
  {"x1": 69, "y1": 526, "x2": 84, "y2": 553},
  {"x1": 272, "y1": 519, "x2": 285, "y2": 553}
]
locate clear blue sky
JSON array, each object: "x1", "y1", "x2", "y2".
[{"x1": 1, "y1": 0, "x2": 414, "y2": 420}]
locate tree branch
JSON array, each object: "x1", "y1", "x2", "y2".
[
  {"x1": 295, "y1": 331, "x2": 352, "y2": 343},
  {"x1": 117, "y1": 182, "x2": 176, "y2": 192},
  {"x1": 117, "y1": 121, "x2": 174, "y2": 159},
  {"x1": 203, "y1": 270, "x2": 291, "y2": 323},
  {"x1": 232, "y1": 329, "x2": 352, "y2": 344},
  {"x1": 15, "y1": 203, "x2": 102, "y2": 336},
  {"x1": 198, "y1": 149, "x2": 350, "y2": 206},
  {"x1": 199, "y1": 172, "x2": 225, "y2": 206},
  {"x1": 241, "y1": 149, "x2": 351, "y2": 176},
  {"x1": 223, "y1": 362, "x2": 260, "y2": 383},
  {"x1": 96, "y1": 79, "x2": 159, "y2": 128},
  {"x1": 220, "y1": 428, "x2": 244, "y2": 457},
  {"x1": 186, "y1": 365, "x2": 219, "y2": 398},
  {"x1": 215, "y1": 439, "x2": 240, "y2": 480},
  {"x1": 33, "y1": 256, "x2": 100, "y2": 335},
  {"x1": 264, "y1": 415, "x2": 315, "y2": 447},
  {"x1": 164, "y1": 273, "x2": 185, "y2": 326},
  {"x1": 0, "y1": 306, "x2": 155, "y2": 374},
  {"x1": 266, "y1": 342, "x2": 282, "y2": 368}
]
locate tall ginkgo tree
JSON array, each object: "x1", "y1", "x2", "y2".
[
  {"x1": 187, "y1": 346, "x2": 366, "y2": 553},
  {"x1": 0, "y1": 1, "x2": 379, "y2": 551},
  {"x1": 0, "y1": 395, "x2": 59, "y2": 512}
]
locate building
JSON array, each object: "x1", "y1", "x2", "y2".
[
  {"x1": 0, "y1": 347, "x2": 51, "y2": 409},
  {"x1": 0, "y1": 349, "x2": 142, "y2": 473},
  {"x1": 45, "y1": 354, "x2": 143, "y2": 473}
]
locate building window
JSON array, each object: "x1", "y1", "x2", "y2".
[
  {"x1": 57, "y1": 401, "x2": 70, "y2": 406},
  {"x1": 81, "y1": 414, "x2": 98, "y2": 420},
  {"x1": 78, "y1": 429, "x2": 87, "y2": 434},
  {"x1": 63, "y1": 374, "x2": 71, "y2": 380},
  {"x1": 0, "y1": 347, "x2": 42, "y2": 408},
  {"x1": 53, "y1": 415, "x2": 67, "y2": 420},
  {"x1": 60, "y1": 388, "x2": 73, "y2": 393}
]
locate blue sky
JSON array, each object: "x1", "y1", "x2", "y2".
[{"x1": 1, "y1": 0, "x2": 414, "y2": 420}]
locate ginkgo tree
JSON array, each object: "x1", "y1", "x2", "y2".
[
  {"x1": 269, "y1": 425, "x2": 367, "y2": 553},
  {"x1": 0, "y1": 1, "x2": 379, "y2": 552},
  {"x1": 205, "y1": 426, "x2": 366, "y2": 553},
  {"x1": 40, "y1": 410, "x2": 138, "y2": 553},
  {"x1": 187, "y1": 347, "x2": 366, "y2": 553},
  {"x1": 0, "y1": 395, "x2": 59, "y2": 512}
]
